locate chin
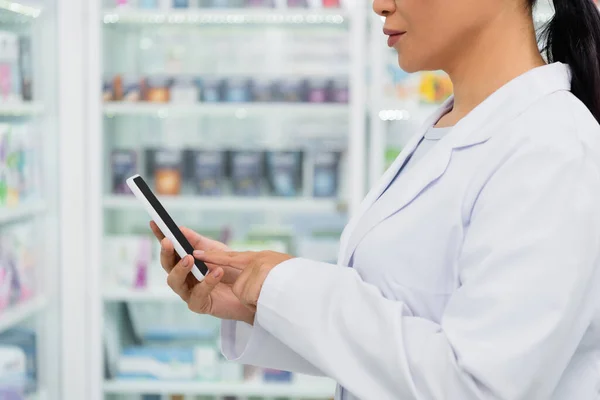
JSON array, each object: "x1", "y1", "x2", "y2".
[{"x1": 396, "y1": 53, "x2": 424, "y2": 74}]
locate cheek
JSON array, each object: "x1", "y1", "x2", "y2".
[{"x1": 395, "y1": 0, "x2": 485, "y2": 71}]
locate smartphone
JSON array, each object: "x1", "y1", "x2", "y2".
[{"x1": 126, "y1": 174, "x2": 207, "y2": 281}]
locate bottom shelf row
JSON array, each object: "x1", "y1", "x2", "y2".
[{"x1": 104, "y1": 378, "x2": 336, "y2": 397}]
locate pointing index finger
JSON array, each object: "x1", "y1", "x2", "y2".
[{"x1": 195, "y1": 250, "x2": 255, "y2": 270}]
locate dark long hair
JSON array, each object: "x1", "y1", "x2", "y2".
[{"x1": 532, "y1": 0, "x2": 600, "y2": 123}]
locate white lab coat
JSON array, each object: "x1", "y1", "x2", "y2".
[{"x1": 221, "y1": 62, "x2": 600, "y2": 399}]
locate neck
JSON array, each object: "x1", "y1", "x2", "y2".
[{"x1": 438, "y1": 10, "x2": 545, "y2": 127}]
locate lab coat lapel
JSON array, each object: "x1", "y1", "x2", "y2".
[
  {"x1": 340, "y1": 62, "x2": 573, "y2": 266},
  {"x1": 337, "y1": 99, "x2": 454, "y2": 265}
]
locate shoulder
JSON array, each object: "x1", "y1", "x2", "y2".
[
  {"x1": 466, "y1": 91, "x2": 600, "y2": 213},
  {"x1": 506, "y1": 91, "x2": 600, "y2": 161}
]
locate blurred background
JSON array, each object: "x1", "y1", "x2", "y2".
[{"x1": 0, "y1": 0, "x2": 556, "y2": 399}]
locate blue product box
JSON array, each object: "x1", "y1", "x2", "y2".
[
  {"x1": 266, "y1": 151, "x2": 302, "y2": 197},
  {"x1": 173, "y1": 0, "x2": 189, "y2": 7},
  {"x1": 139, "y1": 0, "x2": 159, "y2": 8},
  {"x1": 313, "y1": 151, "x2": 340, "y2": 198},
  {"x1": 0, "y1": 329, "x2": 36, "y2": 393},
  {"x1": 263, "y1": 368, "x2": 292, "y2": 382},
  {"x1": 118, "y1": 347, "x2": 195, "y2": 380},
  {"x1": 224, "y1": 78, "x2": 251, "y2": 103},
  {"x1": 201, "y1": 78, "x2": 223, "y2": 103}
]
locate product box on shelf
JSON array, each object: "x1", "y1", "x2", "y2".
[
  {"x1": 0, "y1": 329, "x2": 37, "y2": 394},
  {"x1": 265, "y1": 151, "x2": 302, "y2": 197},
  {"x1": 118, "y1": 347, "x2": 196, "y2": 380},
  {"x1": 18, "y1": 37, "x2": 33, "y2": 102},
  {"x1": 111, "y1": 150, "x2": 137, "y2": 195},
  {"x1": 146, "y1": 149, "x2": 183, "y2": 195},
  {"x1": 0, "y1": 223, "x2": 37, "y2": 309},
  {"x1": 418, "y1": 71, "x2": 453, "y2": 104},
  {"x1": 122, "y1": 75, "x2": 143, "y2": 102},
  {"x1": 104, "y1": 235, "x2": 153, "y2": 289},
  {"x1": 229, "y1": 151, "x2": 264, "y2": 197},
  {"x1": 0, "y1": 346, "x2": 26, "y2": 398},
  {"x1": 185, "y1": 150, "x2": 226, "y2": 196},
  {"x1": 200, "y1": 77, "x2": 224, "y2": 103},
  {"x1": 171, "y1": 76, "x2": 199, "y2": 104},
  {"x1": 246, "y1": 0, "x2": 276, "y2": 7},
  {"x1": 0, "y1": 123, "x2": 39, "y2": 206},
  {"x1": 0, "y1": 31, "x2": 21, "y2": 103},
  {"x1": 313, "y1": 151, "x2": 340, "y2": 198},
  {"x1": 145, "y1": 76, "x2": 172, "y2": 103},
  {"x1": 263, "y1": 368, "x2": 292, "y2": 382},
  {"x1": 224, "y1": 78, "x2": 252, "y2": 103}
]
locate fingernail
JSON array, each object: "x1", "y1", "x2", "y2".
[
  {"x1": 213, "y1": 269, "x2": 222, "y2": 278},
  {"x1": 193, "y1": 250, "x2": 205, "y2": 257},
  {"x1": 182, "y1": 256, "x2": 191, "y2": 267}
]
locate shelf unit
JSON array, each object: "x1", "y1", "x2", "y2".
[
  {"x1": 104, "y1": 195, "x2": 344, "y2": 213},
  {"x1": 103, "y1": 379, "x2": 337, "y2": 397},
  {"x1": 26, "y1": 388, "x2": 47, "y2": 400},
  {"x1": 0, "y1": 201, "x2": 46, "y2": 225},
  {"x1": 87, "y1": 2, "x2": 366, "y2": 399},
  {"x1": 103, "y1": 287, "x2": 180, "y2": 302},
  {"x1": 103, "y1": 7, "x2": 348, "y2": 25},
  {"x1": 0, "y1": 296, "x2": 46, "y2": 333},
  {"x1": 0, "y1": 0, "x2": 63, "y2": 398},
  {"x1": 0, "y1": 0, "x2": 42, "y2": 20},
  {"x1": 0, "y1": 102, "x2": 44, "y2": 116},
  {"x1": 103, "y1": 102, "x2": 349, "y2": 118}
]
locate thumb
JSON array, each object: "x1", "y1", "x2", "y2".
[
  {"x1": 191, "y1": 267, "x2": 223, "y2": 307},
  {"x1": 204, "y1": 267, "x2": 223, "y2": 288}
]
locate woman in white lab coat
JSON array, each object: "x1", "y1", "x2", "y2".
[{"x1": 151, "y1": 0, "x2": 600, "y2": 398}]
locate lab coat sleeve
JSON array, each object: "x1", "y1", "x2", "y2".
[
  {"x1": 253, "y1": 141, "x2": 600, "y2": 399},
  {"x1": 220, "y1": 319, "x2": 325, "y2": 376}
]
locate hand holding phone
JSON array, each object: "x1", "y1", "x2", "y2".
[{"x1": 126, "y1": 174, "x2": 207, "y2": 281}]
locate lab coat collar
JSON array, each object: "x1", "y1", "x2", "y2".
[{"x1": 339, "y1": 62, "x2": 572, "y2": 266}]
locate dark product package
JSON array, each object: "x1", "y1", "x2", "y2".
[
  {"x1": 147, "y1": 149, "x2": 183, "y2": 195},
  {"x1": 287, "y1": 0, "x2": 308, "y2": 7},
  {"x1": 251, "y1": 78, "x2": 274, "y2": 102},
  {"x1": 186, "y1": 150, "x2": 226, "y2": 196},
  {"x1": 18, "y1": 37, "x2": 33, "y2": 101},
  {"x1": 201, "y1": 77, "x2": 224, "y2": 102},
  {"x1": 327, "y1": 78, "x2": 349, "y2": 103},
  {"x1": 230, "y1": 151, "x2": 264, "y2": 197},
  {"x1": 224, "y1": 77, "x2": 251, "y2": 102},
  {"x1": 313, "y1": 151, "x2": 340, "y2": 198},
  {"x1": 266, "y1": 151, "x2": 302, "y2": 197},
  {"x1": 274, "y1": 79, "x2": 308, "y2": 103},
  {"x1": 111, "y1": 150, "x2": 137, "y2": 195},
  {"x1": 246, "y1": 0, "x2": 275, "y2": 7},
  {"x1": 308, "y1": 78, "x2": 328, "y2": 103}
]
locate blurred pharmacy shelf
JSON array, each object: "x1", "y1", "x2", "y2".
[
  {"x1": 103, "y1": 379, "x2": 337, "y2": 397},
  {"x1": 103, "y1": 287, "x2": 180, "y2": 302},
  {"x1": 27, "y1": 388, "x2": 47, "y2": 400},
  {"x1": 103, "y1": 102, "x2": 349, "y2": 118},
  {"x1": 0, "y1": 296, "x2": 46, "y2": 334},
  {"x1": 102, "y1": 8, "x2": 348, "y2": 25},
  {"x1": 0, "y1": 201, "x2": 46, "y2": 225},
  {"x1": 0, "y1": 102, "x2": 44, "y2": 116},
  {"x1": 104, "y1": 195, "x2": 344, "y2": 213},
  {"x1": 0, "y1": 0, "x2": 41, "y2": 20},
  {"x1": 375, "y1": 99, "x2": 439, "y2": 123}
]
